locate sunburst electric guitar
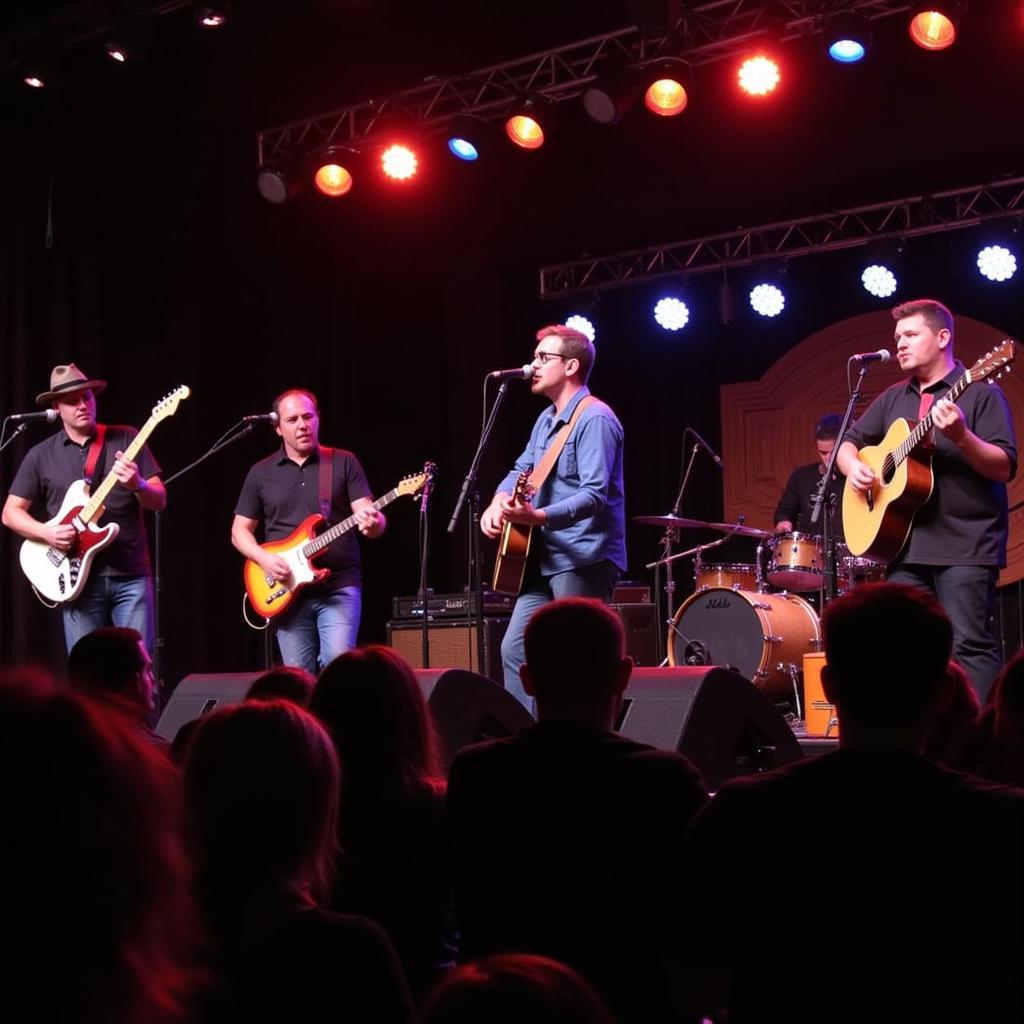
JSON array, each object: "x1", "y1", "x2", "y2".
[
  {"x1": 244, "y1": 468, "x2": 428, "y2": 619},
  {"x1": 19, "y1": 385, "x2": 191, "y2": 604},
  {"x1": 842, "y1": 339, "x2": 1015, "y2": 563},
  {"x1": 491, "y1": 469, "x2": 535, "y2": 596}
]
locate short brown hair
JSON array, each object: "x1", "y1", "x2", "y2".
[
  {"x1": 536, "y1": 324, "x2": 595, "y2": 384},
  {"x1": 891, "y1": 298, "x2": 954, "y2": 340}
]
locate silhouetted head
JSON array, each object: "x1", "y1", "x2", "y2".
[{"x1": 246, "y1": 665, "x2": 316, "y2": 707}]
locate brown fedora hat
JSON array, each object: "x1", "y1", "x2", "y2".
[{"x1": 36, "y1": 363, "x2": 108, "y2": 406}]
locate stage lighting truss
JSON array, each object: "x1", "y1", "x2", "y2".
[
  {"x1": 539, "y1": 175, "x2": 1024, "y2": 297},
  {"x1": 256, "y1": 1, "x2": 915, "y2": 167}
]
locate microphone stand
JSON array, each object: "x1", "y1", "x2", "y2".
[
  {"x1": 153, "y1": 420, "x2": 262, "y2": 707},
  {"x1": 810, "y1": 361, "x2": 872, "y2": 608},
  {"x1": 0, "y1": 421, "x2": 30, "y2": 455},
  {"x1": 418, "y1": 463, "x2": 437, "y2": 669},
  {"x1": 448, "y1": 379, "x2": 511, "y2": 676}
]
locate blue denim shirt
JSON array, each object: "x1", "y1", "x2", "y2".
[{"x1": 497, "y1": 387, "x2": 626, "y2": 575}]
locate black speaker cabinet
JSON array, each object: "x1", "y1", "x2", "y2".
[
  {"x1": 615, "y1": 666, "x2": 802, "y2": 791},
  {"x1": 154, "y1": 672, "x2": 262, "y2": 742},
  {"x1": 386, "y1": 618, "x2": 509, "y2": 684},
  {"x1": 610, "y1": 602, "x2": 659, "y2": 666},
  {"x1": 414, "y1": 668, "x2": 534, "y2": 772}
]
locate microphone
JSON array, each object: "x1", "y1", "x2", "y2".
[
  {"x1": 488, "y1": 365, "x2": 534, "y2": 380},
  {"x1": 420, "y1": 462, "x2": 437, "y2": 515},
  {"x1": 850, "y1": 349, "x2": 892, "y2": 364},
  {"x1": 687, "y1": 428, "x2": 725, "y2": 470},
  {"x1": 243, "y1": 412, "x2": 279, "y2": 425},
  {"x1": 8, "y1": 409, "x2": 58, "y2": 423}
]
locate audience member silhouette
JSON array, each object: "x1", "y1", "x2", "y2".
[
  {"x1": 0, "y1": 668, "x2": 199, "y2": 1024},
  {"x1": 422, "y1": 953, "x2": 616, "y2": 1024},
  {"x1": 969, "y1": 649, "x2": 1024, "y2": 786},
  {"x1": 182, "y1": 699, "x2": 414, "y2": 1023},
  {"x1": 245, "y1": 665, "x2": 316, "y2": 706},
  {"x1": 924, "y1": 660, "x2": 981, "y2": 766},
  {"x1": 310, "y1": 644, "x2": 456, "y2": 1003},
  {"x1": 683, "y1": 583, "x2": 1024, "y2": 1024},
  {"x1": 446, "y1": 597, "x2": 708, "y2": 1024}
]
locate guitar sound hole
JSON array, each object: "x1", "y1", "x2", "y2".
[{"x1": 881, "y1": 456, "x2": 895, "y2": 485}]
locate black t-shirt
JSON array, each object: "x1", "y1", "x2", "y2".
[
  {"x1": 774, "y1": 461, "x2": 845, "y2": 540},
  {"x1": 234, "y1": 446, "x2": 372, "y2": 588},
  {"x1": 8, "y1": 425, "x2": 161, "y2": 576},
  {"x1": 844, "y1": 361, "x2": 1017, "y2": 566}
]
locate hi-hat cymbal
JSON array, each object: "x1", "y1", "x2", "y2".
[
  {"x1": 633, "y1": 514, "x2": 714, "y2": 530},
  {"x1": 709, "y1": 521, "x2": 773, "y2": 539}
]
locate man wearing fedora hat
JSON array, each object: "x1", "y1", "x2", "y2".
[{"x1": 3, "y1": 364, "x2": 166, "y2": 655}]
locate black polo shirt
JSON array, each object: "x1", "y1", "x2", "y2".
[
  {"x1": 8, "y1": 425, "x2": 161, "y2": 576},
  {"x1": 235, "y1": 446, "x2": 372, "y2": 588},
  {"x1": 844, "y1": 361, "x2": 1017, "y2": 567},
  {"x1": 774, "y1": 461, "x2": 846, "y2": 541}
]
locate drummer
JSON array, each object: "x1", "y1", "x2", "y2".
[{"x1": 774, "y1": 413, "x2": 845, "y2": 543}]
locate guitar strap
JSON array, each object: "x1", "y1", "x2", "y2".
[
  {"x1": 528, "y1": 395, "x2": 598, "y2": 493},
  {"x1": 83, "y1": 424, "x2": 107, "y2": 487},
  {"x1": 317, "y1": 445, "x2": 334, "y2": 520}
]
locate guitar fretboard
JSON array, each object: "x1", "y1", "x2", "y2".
[
  {"x1": 81, "y1": 420, "x2": 158, "y2": 524},
  {"x1": 302, "y1": 488, "x2": 400, "y2": 557}
]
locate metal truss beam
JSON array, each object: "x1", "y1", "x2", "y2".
[
  {"x1": 257, "y1": 1, "x2": 912, "y2": 164},
  {"x1": 538, "y1": 177, "x2": 1024, "y2": 297}
]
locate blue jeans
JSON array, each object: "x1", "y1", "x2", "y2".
[
  {"x1": 501, "y1": 560, "x2": 620, "y2": 713},
  {"x1": 275, "y1": 585, "x2": 361, "y2": 676},
  {"x1": 886, "y1": 563, "x2": 1001, "y2": 705},
  {"x1": 62, "y1": 573, "x2": 154, "y2": 656}
]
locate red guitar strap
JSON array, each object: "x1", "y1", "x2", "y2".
[
  {"x1": 83, "y1": 424, "x2": 107, "y2": 487},
  {"x1": 318, "y1": 445, "x2": 334, "y2": 520}
]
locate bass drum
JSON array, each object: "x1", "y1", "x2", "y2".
[{"x1": 668, "y1": 587, "x2": 821, "y2": 701}]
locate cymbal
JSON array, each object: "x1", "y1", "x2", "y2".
[
  {"x1": 633, "y1": 514, "x2": 713, "y2": 530},
  {"x1": 709, "y1": 521, "x2": 773, "y2": 539}
]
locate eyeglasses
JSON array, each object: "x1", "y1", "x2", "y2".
[{"x1": 532, "y1": 351, "x2": 565, "y2": 365}]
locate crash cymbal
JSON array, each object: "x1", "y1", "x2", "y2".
[
  {"x1": 709, "y1": 521, "x2": 773, "y2": 539},
  {"x1": 633, "y1": 514, "x2": 714, "y2": 530}
]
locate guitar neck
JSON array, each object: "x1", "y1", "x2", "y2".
[
  {"x1": 303, "y1": 487, "x2": 401, "y2": 557},
  {"x1": 892, "y1": 373, "x2": 969, "y2": 469},
  {"x1": 80, "y1": 420, "x2": 157, "y2": 523}
]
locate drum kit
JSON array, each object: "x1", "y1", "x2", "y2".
[{"x1": 634, "y1": 513, "x2": 886, "y2": 713}]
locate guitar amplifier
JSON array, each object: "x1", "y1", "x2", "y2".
[
  {"x1": 611, "y1": 602, "x2": 659, "y2": 666},
  {"x1": 386, "y1": 617, "x2": 509, "y2": 684},
  {"x1": 391, "y1": 590, "x2": 516, "y2": 620}
]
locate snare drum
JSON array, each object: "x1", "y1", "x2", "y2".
[
  {"x1": 668, "y1": 587, "x2": 821, "y2": 700},
  {"x1": 835, "y1": 544, "x2": 887, "y2": 595},
  {"x1": 766, "y1": 531, "x2": 824, "y2": 592},
  {"x1": 695, "y1": 562, "x2": 759, "y2": 592}
]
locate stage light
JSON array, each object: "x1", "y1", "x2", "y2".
[
  {"x1": 909, "y1": 3, "x2": 964, "y2": 51},
  {"x1": 654, "y1": 297, "x2": 690, "y2": 331},
  {"x1": 738, "y1": 55, "x2": 780, "y2": 96},
  {"x1": 750, "y1": 282, "x2": 785, "y2": 317},
  {"x1": 22, "y1": 72, "x2": 46, "y2": 89},
  {"x1": 105, "y1": 41, "x2": 129, "y2": 62},
  {"x1": 256, "y1": 159, "x2": 304, "y2": 205},
  {"x1": 447, "y1": 114, "x2": 486, "y2": 161},
  {"x1": 505, "y1": 97, "x2": 549, "y2": 150},
  {"x1": 642, "y1": 58, "x2": 691, "y2": 117},
  {"x1": 977, "y1": 245, "x2": 1018, "y2": 282},
  {"x1": 825, "y1": 13, "x2": 871, "y2": 64},
  {"x1": 381, "y1": 143, "x2": 417, "y2": 180},
  {"x1": 195, "y1": 4, "x2": 231, "y2": 28},
  {"x1": 582, "y1": 62, "x2": 640, "y2": 125},
  {"x1": 312, "y1": 148, "x2": 356, "y2": 197},
  {"x1": 565, "y1": 315, "x2": 596, "y2": 342},
  {"x1": 861, "y1": 264, "x2": 898, "y2": 298}
]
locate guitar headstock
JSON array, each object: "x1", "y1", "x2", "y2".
[
  {"x1": 151, "y1": 385, "x2": 191, "y2": 422},
  {"x1": 396, "y1": 470, "x2": 429, "y2": 498},
  {"x1": 967, "y1": 339, "x2": 1016, "y2": 384}
]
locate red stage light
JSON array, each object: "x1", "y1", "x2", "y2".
[
  {"x1": 313, "y1": 162, "x2": 353, "y2": 197},
  {"x1": 738, "y1": 56, "x2": 780, "y2": 96},
  {"x1": 505, "y1": 114, "x2": 544, "y2": 150},
  {"x1": 909, "y1": 10, "x2": 957, "y2": 50},
  {"x1": 644, "y1": 78, "x2": 688, "y2": 117},
  {"x1": 381, "y1": 144, "x2": 417, "y2": 180}
]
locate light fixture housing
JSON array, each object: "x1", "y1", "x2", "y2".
[
  {"x1": 195, "y1": 3, "x2": 232, "y2": 28},
  {"x1": 641, "y1": 57, "x2": 692, "y2": 117},
  {"x1": 908, "y1": 2, "x2": 966, "y2": 51},
  {"x1": 446, "y1": 114, "x2": 487, "y2": 161},
  {"x1": 311, "y1": 146, "x2": 359, "y2": 196},
  {"x1": 256, "y1": 157, "x2": 305, "y2": 205},
  {"x1": 505, "y1": 96, "x2": 550, "y2": 150},
  {"x1": 824, "y1": 12, "x2": 872, "y2": 64},
  {"x1": 582, "y1": 61, "x2": 641, "y2": 125}
]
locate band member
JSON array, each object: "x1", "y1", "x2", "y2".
[
  {"x1": 2, "y1": 364, "x2": 166, "y2": 654},
  {"x1": 481, "y1": 325, "x2": 626, "y2": 712},
  {"x1": 231, "y1": 388, "x2": 385, "y2": 676},
  {"x1": 836, "y1": 299, "x2": 1016, "y2": 703},
  {"x1": 774, "y1": 413, "x2": 845, "y2": 541}
]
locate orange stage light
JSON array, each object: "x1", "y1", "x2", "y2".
[
  {"x1": 644, "y1": 78, "x2": 688, "y2": 116},
  {"x1": 909, "y1": 11, "x2": 957, "y2": 50},
  {"x1": 505, "y1": 114, "x2": 544, "y2": 150},
  {"x1": 313, "y1": 163, "x2": 353, "y2": 197}
]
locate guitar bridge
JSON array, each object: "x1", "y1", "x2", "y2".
[
  {"x1": 46, "y1": 547, "x2": 63, "y2": 567},
  {"x1": 266, "y1": 587, "x2": 288, "y2": 605}
]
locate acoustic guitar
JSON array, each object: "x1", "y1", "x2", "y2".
[
  {"x1": 491, "y1": 469, "x2": 535, "y2": 596},
  {"x1": 244, "y1": 468, "x2": 427, "y2": 619},
  {"x1": 841, "y1": 339, "x2": 1015, "y2": 564}
]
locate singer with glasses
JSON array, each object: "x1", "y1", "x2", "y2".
[
  {"x1": 481, "y1": 325, "x2": 626, "y2": 712},
  {"x1": 2, "y1": 363, "x2": 166, "y2": 655},
  {"x1": 836, "y1": 299, "x2": 1017, "y2": 703},
  {"x1": 230, "y1": 388, "x2": 386, "y2": 675}
]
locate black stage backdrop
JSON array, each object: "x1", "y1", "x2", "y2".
[{"x1": 2, "y1": 1, "x2": 1023, "y2": 683}]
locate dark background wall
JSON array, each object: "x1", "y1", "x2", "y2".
[{"x1": 2, "y1": 0, "x2": 1023, "y2": 683}]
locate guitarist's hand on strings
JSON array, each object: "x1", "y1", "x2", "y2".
[
  {"x1": 500, "y1": 496, "x2": 548, "y2": 527},
  {"x1": 481, "y1": 493, "x2": 511, "y2": 539},
  {"x1": 112, "y1": 450, "x2": 143, "y2": 492},
  {"x1": 846, "y1": 459, "x2": 876, "y2": 494},
  {"x1": 44, "y1": 523, "x2": 76, "y2": 551},
  {"x1": 931, "y1": 398, "x2": 966, "y2": 444},
  {"x1": 261, "y1": 554, "x2": 292, "y2": 583}
]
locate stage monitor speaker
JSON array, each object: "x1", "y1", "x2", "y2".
[
  {"x1": 610, "y1": 602, "x2": 658, "y2": 666},
  {"x1": 415, "y1": 668, "x2": 534, "y2": 773},
  {"x1": 154, "y1": 672, "x2": 262, "y2": 743},
  {"x1": 387, "y1": 618, "x2": 508, "y2": 684},
  {"x1": 615, "y1": 666, "x2": 802, "y2": 791}
]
